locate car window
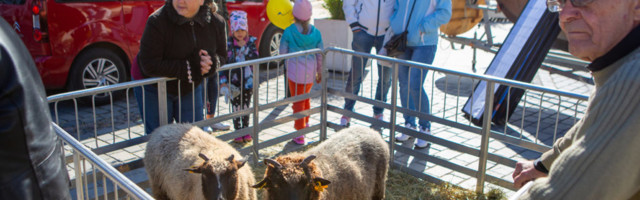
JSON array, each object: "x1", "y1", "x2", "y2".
[{"x1": 0, "y1": 0, "x2": 26, "y2": 5}]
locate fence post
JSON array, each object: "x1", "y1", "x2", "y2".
[
  {"x1": 73, "y1": 151, "x2": 85, "y2": 200},
  {"x1": 320, "y1": 51, "x2": 328, "y2": 141},
  {"x1": 476, "y1": 81, "x2": 495, "y2": 193},
  {"x1": 251, "y1": 64, "x2": 260, "y2": 164},
  {"x1": 389, "y1": 62, "x2": 399, "y2": 161},
  {"x1": 157, "y1": 80, "x2": 168, "y2": 126}
]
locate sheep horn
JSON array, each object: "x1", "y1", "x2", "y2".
[
  {"x1": 264, "y1": 158, "x2": 282, "y2": 169},
  {"x1": 198, "y1": 153, "x2": 210, "y2": 162},
  {"x1": 300, "y1": 155, "x2": 316, "y2": 184},
  {"x1": 300, "y1": 155, "x2": 316, "y2": 166}
]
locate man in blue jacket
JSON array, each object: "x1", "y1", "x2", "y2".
[{"x1": 340, "y1": 0, "x2": 396, "y2": 127}]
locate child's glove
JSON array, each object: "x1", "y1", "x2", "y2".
[{"x1": 220, "y1": 84, "x2": 231, "y2": 104}]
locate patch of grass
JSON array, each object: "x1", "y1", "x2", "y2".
[
  {"x1": 386, "y1": 168, "x2": 506, "y2": 200},
  {"x1": 251, "y1": 164, "x2": 506, "y2": 200}
]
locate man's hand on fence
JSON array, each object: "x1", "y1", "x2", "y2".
[
  {"x1": 220, "y1": 83, "x2": 231, "y2": 103},
  {"x1": 512, "y1": 160, "x2": 548, "y2": 189}
]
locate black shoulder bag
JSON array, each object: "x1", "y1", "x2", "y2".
[{"x1": 384, "y1": 0, "x2": 417, "y2": 57}]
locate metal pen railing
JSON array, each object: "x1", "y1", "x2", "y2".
[
  {"x1": 53, "y1": 123, "x2": 153, "y2": 200},
  {"x1": 48, "y1": 47, "x2": 589, "y2": 197}
]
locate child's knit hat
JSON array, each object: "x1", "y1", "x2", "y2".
[
  {"x1": 230, "y1": 10, "x2": 248, "y2": 32},
  {"x1": 292, "y1": 0, "x2": 312, "y2": 21}
]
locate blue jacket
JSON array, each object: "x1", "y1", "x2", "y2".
[{"x1": 390, "y1": 0, "x2": 451, "y2": 46}]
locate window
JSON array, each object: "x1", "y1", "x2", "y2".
[{"x1": 0, "y1": 0, "x2": 26, "y2": 5}]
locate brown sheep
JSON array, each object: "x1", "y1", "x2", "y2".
[
  {"x1": 144, "y1": 124, "x2": 256, "y2": 200},
  {"x1": 253, "y1": 126, "x2": 390, "y2": 200}
]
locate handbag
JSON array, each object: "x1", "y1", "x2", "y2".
[{"x1": 383, "y1": 0, "x2": 418, "y2": 57}]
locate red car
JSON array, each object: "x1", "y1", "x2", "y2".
[{"x1": 0, "y1": 0, "x2": 282, "y2": 104}]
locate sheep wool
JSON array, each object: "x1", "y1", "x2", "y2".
[
  {"x1": 144, "y1": 124, "x2": 256, "y2": 200},
  {"x1": 255, "y1": 126, "x2": 390, "y2": 200}
]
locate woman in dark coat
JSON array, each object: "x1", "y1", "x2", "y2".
[{"x1": 133, "y1": 0, "x2": 227, "y2": 134}]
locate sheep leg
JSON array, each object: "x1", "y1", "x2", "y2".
[{"x1": 372, "y1": 161, "x2": 388, "y2": 200}]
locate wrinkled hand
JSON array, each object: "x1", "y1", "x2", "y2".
[
  {"x1": 315, "y1": 72, "x2": 322, "y2": 84},
  {"x1": 199, "y1": 50, "x2": 212, "y2": 75},
  {"x1": 512, "y1": 160, "x2": 548, "y2": 189},
  {"x1": 219, "y1": 83, "x2": 231, "y2": 104}
]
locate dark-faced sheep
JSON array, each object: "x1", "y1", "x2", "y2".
[
  {"x1": 144, "y1": 124, "x2": 256, "y2": 200},
  {"x1": 253, "y1": 126, "x2": 390, "y2": 200}
]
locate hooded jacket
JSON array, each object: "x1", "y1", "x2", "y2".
[
  {"x1": 0, "y1": 18, "x2": 70, "y2": 200},
  {"x1": 280, "y1": 23, "x2": 323, "y2": 84},
  {"x1": 343, "y1": 0, "x2": 395, "y2": 37},
  {"x1": 138, "y1": 1, "x2": 227, "y2": 96},
  {"x1": 390, "y1": 0, "x2": 451, "y2": 46}
]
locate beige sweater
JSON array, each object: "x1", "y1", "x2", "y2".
[{"x1": 519, "y1": 47, "x2": 640, "y2": 199}]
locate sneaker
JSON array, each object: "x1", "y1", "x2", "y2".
[
  {"x1": 340, "y1": 116, "x2": 350, "y2": 127},
  {"x1": 415, "y1": 140, "x2": 430, "y2": 149},
  {"x1": 243, "y1": 134, "x2": 252, "y2": 142},
  {"x1": 415, "y1": 128, "x2": 432, "y2": 149},
  {"x1": 395, "y1": 123, "x2": 415, "y2": 142},
  {"x1": 203, "y1": 126, "x2": 214, "y2": 132},
  {"x1": 292, "y1": 135, "x2": 305, "y2": 145},
  {"x1": 234, "y1": 137, "x2": 244, "y2": 143},
  {"x1": 210, "y1": 122, "x2": 230, "y2": 131}
]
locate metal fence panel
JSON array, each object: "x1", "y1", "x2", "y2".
[{"x1": 48, "y1": 47, "x2": 588, "y2": 197}]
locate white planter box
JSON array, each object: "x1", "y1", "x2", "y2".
[{"x1": 314, "y1": 18, "x2": 352, "y2": 72}]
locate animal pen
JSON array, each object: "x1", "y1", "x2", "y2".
[{"x1": 48, "y1": 47, "x2": 588, "y2": 199}]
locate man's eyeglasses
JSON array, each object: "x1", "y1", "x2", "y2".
[{"x1": 547, "y1": 0, "x2": 595, "y2": 12}]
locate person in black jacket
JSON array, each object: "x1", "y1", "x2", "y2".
[
  {"x1": 133, "y1": 0, "x2": 227, "y2": 134},
  {"x1": 0, "y1": 18, "x2": 70, "y2": 199}
]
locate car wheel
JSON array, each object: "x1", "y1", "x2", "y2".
[
  {"x1": 259, "y1": 24, "x2": 283, "y2": 60},
  {"x1": 68, "y1": 48, "x2": 127, "y2": 105}
]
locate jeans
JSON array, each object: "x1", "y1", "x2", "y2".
[
  {"x1": 133, "y1": 81, "x2": 204, "y2": 134},
  {"x1": 343, "y1": 31, "x2": 392, "y2": 115},
  {"x1": 206, "y1": 73, "x2": 219, "y2": 116},
  {"x1": 398, "y1": 45, "x2": 436, "y2": 130}
]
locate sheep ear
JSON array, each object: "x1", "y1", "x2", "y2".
[
  {"x1": 313, "y1": 177, "x2": 331, "y2": 186},
  {"x1": 234, "y1": 155, "x2": 248, "y2": 169},
  {"x1": 228, "y1": 154, "x2": 247, "y2": 169},
  {"x1": 184, "y1": 166, "x2": 202, "y2": 174},
  {"x1": 312, "y1": 177, "x2": 330, "y2": 192},
  {"x1": 252, "y1": 179, "x2": 269, "y2": 189}
]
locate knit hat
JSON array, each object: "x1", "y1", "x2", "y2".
[
  {"x1": 230, "y1": 10, "x2": 248, "y2": 32},
  {"x1": 292, "y1": 0, "x2": 312, "y2": 21}
]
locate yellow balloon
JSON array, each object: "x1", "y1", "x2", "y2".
[{"x1": 266, "y1": 0, "x2": 294, "y2": 30}]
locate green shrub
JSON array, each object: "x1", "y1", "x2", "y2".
[{"x1": 322, "y1": 0, "x2": 345, "y2": 20}]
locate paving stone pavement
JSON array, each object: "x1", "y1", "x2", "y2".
[{"x1": 50, "y1": 4, "x2": 594, "y2": 197}]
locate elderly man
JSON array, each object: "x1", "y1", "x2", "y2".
[{"x1": 511, "y1": 0, "x2": 640, "y2": 198}]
